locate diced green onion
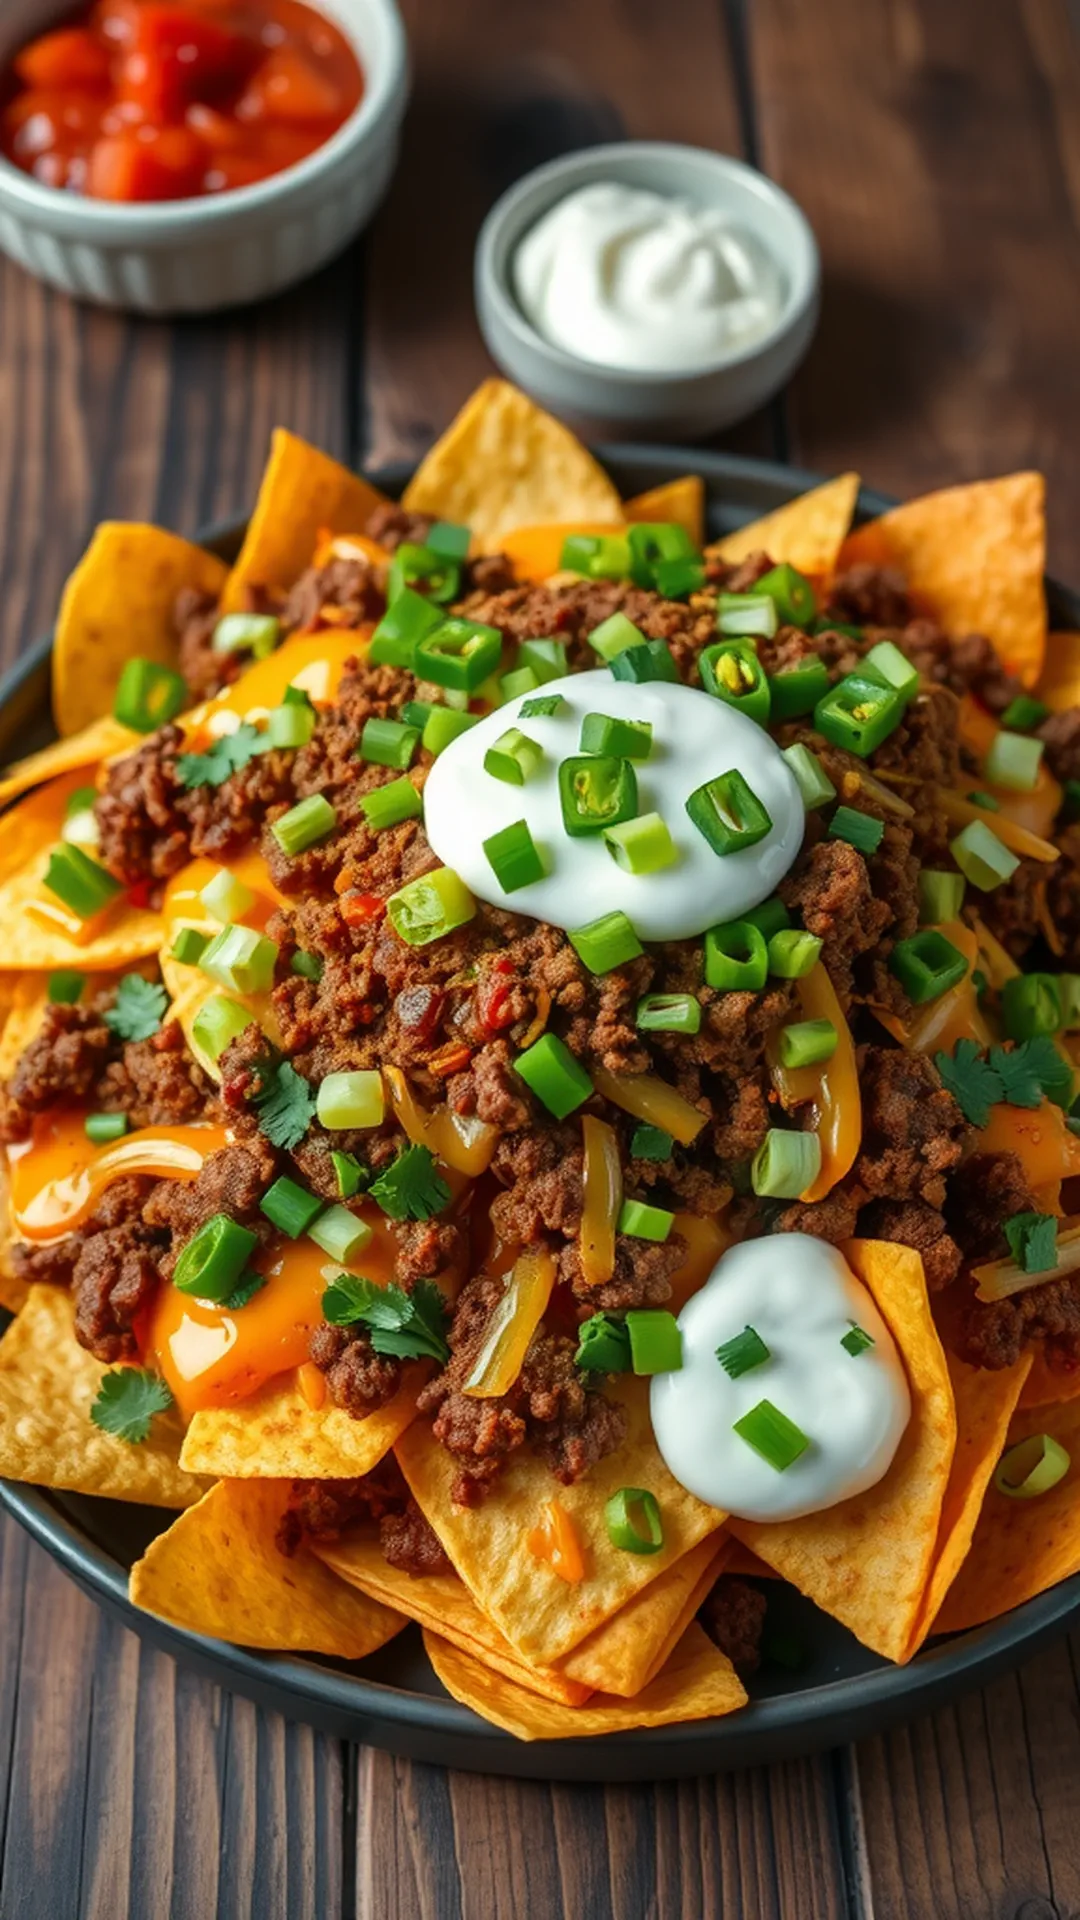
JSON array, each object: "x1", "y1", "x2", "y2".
[
  {"x1": 283, "y1": 686, "x2": 315, "y2": 710},
  {"x1": 422, "y1": 706, "x2": 479, "y2": 756},
  {"x1": 211, "y1": 613, "x2": 280, "y2": 660},
  {"x1": 861, "y1": 640, "x2": 919, "y2": 702},
  {"x1": 483, "y1": 819, "x2": 545, "y2": 893},
  {"x1": 498, "y1": 666, "x2": 539, "y2": 704},
  {"x1": 1059, "y1": 974, "x2": 1080, "y2": 1031},
  {"x1": 60, "y1": 802, "x2": 99, "y2": 850},
  {"x1": 519, "y1": 692, "x2": 566, "y2": 719},
  {"x1": 984, "y1": 730, "x2": 1044, "y2": 793},
  {"x1": 1000, "y1": 695, "x2": 1049, "y2": 731},
  {"x1": 716, "y1": 1325, "x2": 771, "y2": 1379},
  {"x1": 828, "y1": 806, "x2": 884, "y2": 855},
  {"x1": 589, "y1": 612, "x2": 645, "y2": 662},
  {"x1": 580, "y1": 713, "x2": 653, "y2": 760},
  {"x1": 308, "y1": 1205, "x2": 372, "y2": 1267},
  {"x1": 360, "y1": 777, "x2": 422, "y2": 831},
  {"x1": 917, "y1": 870, "x2": 966, "y2": 925},
  {"x1": 704, "y1": 920, "x2": 768, "y2": 992},
  {"x1": 635, "y1": 992, "x2": 701, "y2": 1034},
  {"x1": 994, "y1": 1432, "x2": 1070, "y2": 1499},
  {"x1": 271, "y1": 795, "x2": 338, "y2": 857},
  {"x1": 360, "y1": 716, "x2": 420, "y2": 770},
  {"x1": 605, "y1": 1487, "x2": 664, "y2": 1554},
  {"x1": 42, "y1": 845, "x2": 123, "y2": 921},
  {"x1": 755, "y1": 562, "x2": 817, "y2": 628},
  {"x1": 604, "y1": 811, "x2": 677, "y2": 875},
  {"x1": 200, "y1": 867, "x2": 255, "y2": 924},
  {"x1": 1001, "y1": 972, "x2": 1062, "y2": 1041},
  {"x1": 777, "y1": 1019, "x2": 838, "y2": 1068},
  {"x1": 386, "y1": 867, "x2": 476, "y2": 946},
  {"x1": 967, "y1": 790, "x2": 1000, "y2": 811},
  {"x1": 331, "y1": 1150, "x2": 366, "y2": 1199},
  {"x1": 627, "y1": 521, "x2": 695, "y2": 585},
  {"x1": 47, "y1": 969, "x2": 85, "y2": 1005},
  {"x1": 950, "y1": 820, "x2": 1020, "y2": 892},
  {"x1": 559, "y1": 754, "x2": 638, "y2": 836},
  {"x1": 199, "y1": 925, "x2": 279, "y2": 996},
  {"x1": 575, "y1": 1312, "x2": 632, "y2": 1373},
  {"x1": 260, "y1": 1176, "x2": 325, "y2": 1239},
  {"x1": 401, "y1": 700, "x2": 434, "y2": 730},
  {"x1": 888, "y1": 930, "x2": 969, "y2": 1005},
  {"x1": 745, "y1": 897, "x2": 791, "y2": 941},
  {"x1": 174, "y1": 1212, "x2": 258, "y2": 1303},
  {"x1": 814, "y1": 674, "x2": 906, "y2": 757},
  {"x1": 484, "y1": 727, "x2": 543, "y2": 786},
  {"x1": 767, "y1": 929, "x2": 823, "y2": 979},
  {"x1": 191, "y1": 995, "x2": 251, "y2": 1062},
  {"x1": 267, "y1": 701, "x2": 316, "y2": 750},
  {"x1": 518, "y1": 638, "x2": 568, "y2": 683},
  {"x1": 625, "y1": 1307, "x2": 681, "y2": 1371},
  {"x1": 687, "y1": 771, "x2": 773, "y2": 856},
  {"x1": 782, "y1": 743, "x2": 837, "y2": 810},
  {"x1": 415, "y1": 617, "x2": 502, "y2": 691},
  {"x1": 290, "y1": 950, "x2": 323, "y2": 982},
  {"x1": 569, "y1": 911, "x2": 643, "y2": 975},
  {"x1": 733, "y1": 1399, "x2": 810, "y2": 1471},
  {"x1": 65, "y1": 785, "x2": 99, "y2": 820},
  {"x1": 631, "y1": 1123, "x2": 673, "y2": 1161},
  {"x1": 113, "y1": 657, "x2": 188, "y2": 732},
  {"x1": 751, "y1": 1129, "x2": 821, "y2": 1199},
  {"x1": 368, "y1": 588, "x2": 443, "y2": 667},
  {"x1": 652, "y1": 555, "x2": 705, "y2": 598},
  {"x1": 85, "y1": 1111, "x2": 128, "y2": 1144},
  {"x1": 699, "y1": 642, "x2": 771, "y2": 725},
  {"x1": 608, "y1": 639, "x2": 679, "y2": 684},
  {"x1": 427, "y1": 519, "x2": 471, "y2": 562},
  {"x1": 387, "y1": 541, "x2": 461, "y2": 607},
  {"x1": 767, "y1": 657, "x2": 831, "y2": 721},
  {"x1": 841, "y1": 1323, "x2": 875, "y2": 1357},
  {"x1": 514, "y1": 1031, "x2": 593, "y2": 1118},
  {"x1": 716, "y1": 591, "x2": 778, "y2": 638},
  {"x1": 1003, "y1": 1210, "x2": 1059, "y2": 1274},
  {"x1": 561, "y1": 533, "x2": 632, "y2": 580},
  {"x1": 618, "y1": 1202, "x2": 674, "y2": 1244},
  {"x1": 316, "y1": 1069, "x2": 385, "y2": 1131}
]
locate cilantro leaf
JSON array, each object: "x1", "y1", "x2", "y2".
[
  {"x1": 254, "y1": 1061, "x2": 317, "y2": 1151},
  {"x1": 1017, "y1": 1035, "x2": 1075, "y2": 1111},
  {"x1": 220, "y1": 1270, "x2": 267, "y2": 1311},
  {"x1": 176, "y1": 723, "x2": 264, "y2": 791},
  {"x1": 987, "y1": 1042, "x2": 1044, "y2": 1110},
  {"x1": 104, "y1": 974, "x2": 169, "y2": 1044},
  {"x1": 90, "y1": 1368, "x2": 173, "y2": 1444},
  {"x1": 934, "y1": 1039, "x2": 1004, "y2": 1128},
  {"x1": 320, "y1": 1273, "x2": 450, "y2": 1362},
  {"x1": 368, "y1": 1145, "x2": 451, "y2": 1222},
  {"x1": 1003, "y1": 1210, "x2": 1059, "y2": 1275}
]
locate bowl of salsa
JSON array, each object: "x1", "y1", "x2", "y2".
[{"x1": 0, "y1": 0, "x2": 407, "y2": 310}]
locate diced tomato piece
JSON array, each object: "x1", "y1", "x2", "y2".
[
  {"x1": 4, "y1": 89, "x2": 105, "y2": 156},
  {"x1": 14, "y1": 29, "x2": 111, "y2": 92},
  {"x1": 118, "y1": 8, "x2": 254, "y2": 122},
  {"x1": 185, "y1": 101, "x2": 246, "y2": 150},
  {"x1": 87, "y1": 124, "x2": 207, "y2": 201},
  {"x1": 89, "y1": 1, "x2": 143, "y2": 51},
  {"x1": 236, "y1": 47, "x2": 344, "y2": 125}
]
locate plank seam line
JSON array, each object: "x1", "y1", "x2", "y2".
[
  {"x1": 0, "y1": 1529, "x2": 30, "y2": 1871},
  {"x1": 830, "y1": 1745, "x2": 876, "y2": 1920},
  {"x1": 341, "y1": 1739, "x2": 359, "y2": 1920}
]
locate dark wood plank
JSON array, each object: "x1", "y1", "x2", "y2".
[{"x1": 749, "y1": 0, "x2": 1080, "y2": 578}]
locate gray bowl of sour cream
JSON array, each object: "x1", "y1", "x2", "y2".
[{"x1": 475, "y1": 142, "x2": 820, "y2": 439}]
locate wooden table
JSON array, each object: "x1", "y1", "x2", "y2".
[{"x1": 1, "y1": 2, "x2": 1080, "y2": 1914}]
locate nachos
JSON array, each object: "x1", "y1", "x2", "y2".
[{"x1": 0, "y1": 380, "x2": 1077, "y2": 1739}]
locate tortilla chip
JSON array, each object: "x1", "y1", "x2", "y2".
[
  {"x1": 934, "y1": 1393, "x2": 1080, "y2": 1634},
  {"x1": 708, "y1": 472, "x2": 860, "y2": 578},
  {"x1": 222, "y1": 431, "x2": 387, "y2": 612},
  {"x1": 0, "y1": 715, "x2": 139, "y2": 809},
  {"x1": 906, "y1": 1351, "x2": 1032, "y2": 1655},
  {"x1": 401, "y1": 381, "x2": 623, "y2": 550},
  {"x1": 1036, "y1": 631, "x2": 1080, "y2": 715},
  {"x1": 130, "y1": 1479, "x2": 407, "y2": 1656},
  {"x1": 721, "y1": 1541, "x2": 780, "y2": 1580},
  {"x1": 0, "y1": 846, "x2": 162, "y2": 972},
  {"x1": 624, "y1": 477, "x2": 705, "y2": 546},
  {"x1": 0, "y1": 974, "x2": 51, "y2": 1079},
  {"x1": 179, "y1": 1365, "x2": 423, "y2": 1479},
  {"x1": 53, "y1": 525, "x2": 226, "y2": 737},
  {"x1": 396, "y1": 1376, "x2": 723, "y2": 1666},
  {"x1": 0, "y1": 1286, "x2": 204, "y2": 1507},
  {"x1": 1018, "y1": 1347, "x2": 1080, "y2": 1410},
  {"x1": 0, "y1": 1168, "x2": 26, "y2": 1315},
  {"x1": 729, "y1": 1239, "x2": 956, "y2": 1664},
  {"x1": 840, "y1": 473, "x2": 1047, "y2": 687},
  {"x1": 424, "y1": 1621, "x2": 746, "y2": 1742}
]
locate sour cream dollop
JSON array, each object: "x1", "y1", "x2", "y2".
[
  {"x1": 421, "y1": 670, "x2": 803, "y2": 942},
  {"x1": 651, "y1": 1236, "x2": 910, "y2": 1523},
  {"x1": 513, "y1": 182, "x2": 786, "y2": 373}
]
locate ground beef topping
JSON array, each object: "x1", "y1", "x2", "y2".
[{"x1": 699, "y1": 1575, "x2": 768, "y2": 1677}]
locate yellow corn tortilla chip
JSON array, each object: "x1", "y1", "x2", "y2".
[
  {"x1": 905, "y1": 1351, "x2": 1032, "y2": 1656},
  {"x1": 0, "y1": 1168, "x2": 26, "y2": 1315},
  {"x1": 0, "y1": 715, "x2": 139, "y2": 809},
  {"x1": 934, "y1": 1393, "x2": 1080, "y2": 1634},
  {"x1": 0, "y1": 1286, "x2": 204, "y2": 1507},
  {"x1": 1036, "y1": 631, "x2": 1080, "y2": 715},
  {"x1": 721, "y1": 1540, "x2": 780, "y2": 1580},
  {"x1": 0, "y1": 846, "x2": 162, "y2": 972},
  {"x1": 708, "y1": 471, "x2": 859, "y2": 578},
  {"x1": 130, "y1": 1479, "x2": 407, "y2": 1657},
  {"x1": 624, "y1": 477, "x2": 705, "y2": 546},
  {"x1": 0, "y1": 974, "x2": 50, "y2": 1079},
  {"x1": 401, "y1": 380, "x2": 623, "y2": 550},
  {"x1": 840, "y1": 473, "x2": 1047, "y2": 687},
  {"x1": 179, "y1": 1364, "x2": 423, "y2": 1479},
  {"x1": 729, "y1": 1239, "x2": 956, "y2": 1664},
  {"x1": 222, "y1": 430, "x2": 387, "y2": 612},
  {"x1": 395, "y1": 1376, "x2": 723, "y2": 1666},
  {"x1": 53, "y1": 524, "x2": 227, "y2": 737},
  {"x1": 424, "y1": 1621, "x2": 746, "y2": 1742}
]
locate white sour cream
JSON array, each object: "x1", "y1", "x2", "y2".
[
  {"x1": 651, "y1": 1236, "x2": 910, "y2": 1523},
  {"x1": 421, "y1": 670, "x2": 803, "y2": 942},
  {"x1": 512, "y1": 182, "x2": 786, "y2": 373}
]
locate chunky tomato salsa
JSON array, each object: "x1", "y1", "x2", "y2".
[{"x1": 0, "y1": 0, "x2": 364, "y2": 201}]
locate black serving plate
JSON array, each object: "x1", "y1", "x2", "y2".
[{"x1": 2, "y1": 445, "x2": 1078, "y2": 1782}]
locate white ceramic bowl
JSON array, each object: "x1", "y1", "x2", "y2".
[
  {"x1": 0, "y1": 0, "x2": 408, "y2": 314},
  {"x1": 475, "y1": 142, "x2": 820, "y2": 440}
]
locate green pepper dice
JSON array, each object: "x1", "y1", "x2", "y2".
[
  {"x1": 699, "y1": 641, "x2": 771, "y2": 726},
  {"x1": 414, "y1": 617, "x2": 502, "y2": 691},
  {"x1": 813, "y1": 673, "x2": 905, "y2": 757},
  {"x1": 558, "y1": 755, "x2": 638, "y2": 836}
]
